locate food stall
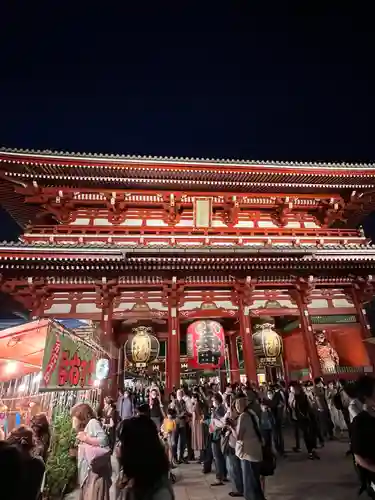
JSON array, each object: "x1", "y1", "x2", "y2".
[{"x1": 0, "y1": 319, "x2": 105, "y2": 434}]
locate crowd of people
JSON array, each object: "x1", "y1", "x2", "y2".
[{"x1": 1, "y1": 374, "x2": 375, "y2": 499}]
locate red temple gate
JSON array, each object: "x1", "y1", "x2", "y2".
[{"x1": 0, "y1": 149, "x2": 374, "y2": 390}]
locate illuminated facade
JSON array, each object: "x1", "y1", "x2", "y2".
[{"x1": 1, "y1": 148, "x2": 375, "y2": 389}]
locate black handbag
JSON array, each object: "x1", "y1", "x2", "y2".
[
  {"x1": 220, "y1": 429, "x2": 233, "y2": 456},
  {"x1": 248, "y1": 411, "x2": 276, "y2": 477}
]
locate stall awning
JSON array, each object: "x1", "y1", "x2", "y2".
[{"x1": 0, "y1": 319, "x2": 49, "y2": 381}]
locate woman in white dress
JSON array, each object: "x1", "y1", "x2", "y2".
[
  {"x1": 326, "y1": 382, "x2": 347, "y2": 435},
  {"x1": 71, "y1": 403, "x2": 112, "y2": 500}
]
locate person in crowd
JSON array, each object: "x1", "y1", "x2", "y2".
[
  {"x1": 224, "y1": 383, "x2": 233, "y2": 397},
  {"x1": 201, "y1": 390, "x2": 214, "y2": 474},
  {"x1": 182, "y1": 387, "x2": 194, "y2": 461},
  {"x1": 172, "y1": 389, "x2": 189, "y2": 464},
  {"x1": 0, "y1": 426, "x2": 5, "y2": 441},
  {"x1": 279, "y1": 380, "x2": 289, "y2": 423},
  {"x1": 162, "y1": 407, "x2": 177, "y2": 466},
  {"x1": 269, "y1": 383, "x2": 286, "y2": 456},
  {"x1": 71, "y1": 402, "x2": 112, "y2": 500},
  {"x1": 116, "y1": 416, "x2": 174, "y2": 500},
  {"x1": 117, "y1": 389, "x2": 134, "y2": 421},
  {"x1": 258, "y1": 399, "x2": 276, "y2": 495},
  {"x1": 351, "y1": 375, "x2": 375, "y2": 498},
  {"x1": 345, "y1": 381, "x2": 364, "y2": 423},
  {"x1": 235, "y1": 394, "x2": 265, "y2": 500},
  {"x1": 289, "y1": 382, "x2": 319, "y2": 460},
  {"x1": 102, "y1": 396, "x2": 120, "y2": 452},
  {"x1": 150, "y1": 388, "x2": 165, "y2": 431},
  {"x1": 210, "y1": 392, "x2": 228, "y2": 486},
  {"x1": 288, "y1": 383, "x2": 301, "y2": 452},
  {"x1": 137, "y1": 403, "x2": 151, "y2": 419},
  {"x1": 191, "y1": 392, "x2": 205, "y2": 462},
  {"x1": 30, "y1": 412, "x2": 51, "y2": 463},
  {"x1": 304, "y1": 381, "x2": 324, "y2": 448},
  {"x1": 259, "y1": 398, "x2": 275, "y2": 451},
  {"x1": 244, "y1": 384, "x2": 262, "y2": 420},
  {"x1": 326, "y1": 381, "x2": 347, "y2": 437},
  {"x1": 223, "y1": 394, "x2": 243, "y2": 497},
  {"x1": 169, "y1": 391, "x2": 176, "y2": 408},
  {"x1": 0, "y1": 441, "x2": 27, "y2": 498},
  {"x1": 314, "y1": 377, "x2": 334, "y2": 441},
  {"x1": 7, "y1": 425, "x2": 46, "y2": 500}
]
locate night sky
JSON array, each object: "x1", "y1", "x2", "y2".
[{"x1": 1, "y1": 4, "x2": 375, "y2": 239}]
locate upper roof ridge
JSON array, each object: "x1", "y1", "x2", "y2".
[{"x1": 0, "y1": 146, "x2": 373, "y2": 168}]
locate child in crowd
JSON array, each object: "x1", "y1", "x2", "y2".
[{"x1": 161, "y1": 407, "x2": 177, "y2": 466}]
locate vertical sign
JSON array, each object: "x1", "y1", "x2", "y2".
[{"x1": 193, "y1": 197, "x2": 213, "y2": 228}]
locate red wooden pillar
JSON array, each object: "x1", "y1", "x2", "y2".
[
  {"x1": 168, "y1": 302, "x2": 181, "y2": 390},
  {"x1": 294, "y1": 292, "x2": 321, "y2": 379},
  {"x1": 238, "y1": 301, "x2": 258, "y2": 384},
  {"x1": 166, "y1": 338, "x2": 173, "y2": 394},
  {"x1": 228, "y1": 334, "x2": 241, "y2": 384},
  {"x1": 351, "y1": 287, "x2": 375, "y2": 368},
  {"x1": 351, "y1": 288, "x2": 372, "y2": 339}
]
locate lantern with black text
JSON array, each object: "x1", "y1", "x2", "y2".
[
  {"x1": 252, "y1": 320, "x2": 282, "y2": 366},
  {"x1": 187, "y1": 320, "x2": 225, "y2": 369},
  {"x1": 125, "y1": 326, "x2": 160, "y2": 368}
]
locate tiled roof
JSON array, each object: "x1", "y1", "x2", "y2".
[
  {"x1": 0, "y1": 179, "x2": 41, "y2": 227},
  {"x1": 0, "y1": 147, "x2": 373, "y2": 169},
  {"x1": 0, "y1": 241, "x2": 373, "y2": 252}
]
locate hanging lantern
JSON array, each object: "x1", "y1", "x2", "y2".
[
  {"x1": 252, "y1": 319, "x2": 282, "y2": 365},
  {"x1": 125, "y1": 326, "x2": 160, "y2": 368},
  {"x1": 187, "y1": 320, "x2": 225, "y2": 370}
]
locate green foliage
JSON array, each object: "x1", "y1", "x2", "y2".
[{"x1": 44, "y1": 411, "x2": 77, "y2": 499}]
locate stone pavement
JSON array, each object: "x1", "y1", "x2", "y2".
[
  {"x1": 174, "y1": 439, "x2": 357, "y2": 500},
  {"x1": 66, "y1": 438, "x2": 357, "y2": 500}
]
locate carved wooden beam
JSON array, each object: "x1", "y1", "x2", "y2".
[
  {"x1": 232, "y1": 277, "x2": 257, "y2": 306},
  {"x1": 351, "y1": 275, "x2": 374, "y2": 303},
  {"x1": 316, "y1": 198, "x2": 346, "y2": 227},
  {"x1": 103, "y1": 192, "x2": 128, "y2": 224},
  {"x1": 162, "y1": 277, "x2": 185, "y2": 307},
  {"x1": 290, "y1": 275, "x2": 316, "y2": 305},
  {"x1": 271, "y1": 197, "x2": 293, "y2": 227},
  {"x1": 221, "y1": 196, "x2": 240, "y2": 226}
]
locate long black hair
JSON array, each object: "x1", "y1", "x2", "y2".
[{"x1": 118, "y1": 416, "x2": 169, "y2": 491}]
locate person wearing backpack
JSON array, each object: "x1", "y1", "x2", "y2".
[
  {"x1": 351, "y1": 376, "x2": 375, "y2": 499},
  {"x1": 222, "y1": 395, "x2": 243, "y2": 497},
  {"x1": 269, "y1": 384, "x2": 286, "y2": 457},
  {"x1": 235, "y1": 395, "x2": 265, "y2": 500},
  {"x1": 326, "y1": 381, "x2": 347, "y2": 437},
  {"x1": 210, "y1": 393, "x2": 228, "y2": 486}
]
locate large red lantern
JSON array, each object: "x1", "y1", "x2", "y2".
[{"x1": 187, "y1": 320, "x2": 225, "y2": 370}]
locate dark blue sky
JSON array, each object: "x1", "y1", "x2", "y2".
[{"x1": 1, "y1": 4, "x2": 374, "y2": 162}]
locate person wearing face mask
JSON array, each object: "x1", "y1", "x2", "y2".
[
  {"x1": 173, "y1": 389, "x2": 189, "y2": 463},
  {"x1": 304, "y1": 381, "x2": 324, "y2": 448},
  {"x1": 351, "y1": 376, "x2": 375, "y2": 498},
  {"x1": 269, "y1": 384, "x2": 286, "y2": 457},
  {"x1": 149, "y1": 389, "x2": 165, "y2": 431},
  {"x1": 117, "y1": 389, "x2": 134, "y2": 421},
  {"x1": 210, "y1": 393, "x2": 228, "y2": 486},
  {"x1": 314, "y1": 377, "x2": 334, "y2": 441},
  {"x1": 234, "y1": 395, "x2": 265, "y2": 500},
  {"x1": 289, "y1": 383, "x2": 319, "y2": 460}
]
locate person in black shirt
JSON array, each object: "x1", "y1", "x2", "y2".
[
  {"x1": 7, "y1": 425, "x2": 45, "y2": 500},
  {"x1": 0, "y1": 441, "x2": 26, "y2": 499},
  {"x1": 289, "y1": 382, "x2": 319, "y2": 460},
  {"x1": 150, "y1": 389, "x2": 165, "y2": 431},
  {"x1": 351, "y1": 376, "x2": 375, "y2": 496}
]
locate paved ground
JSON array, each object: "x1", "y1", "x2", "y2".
[{"x1": 66, "y1": 437, "x2": 358, "y2": 500}]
